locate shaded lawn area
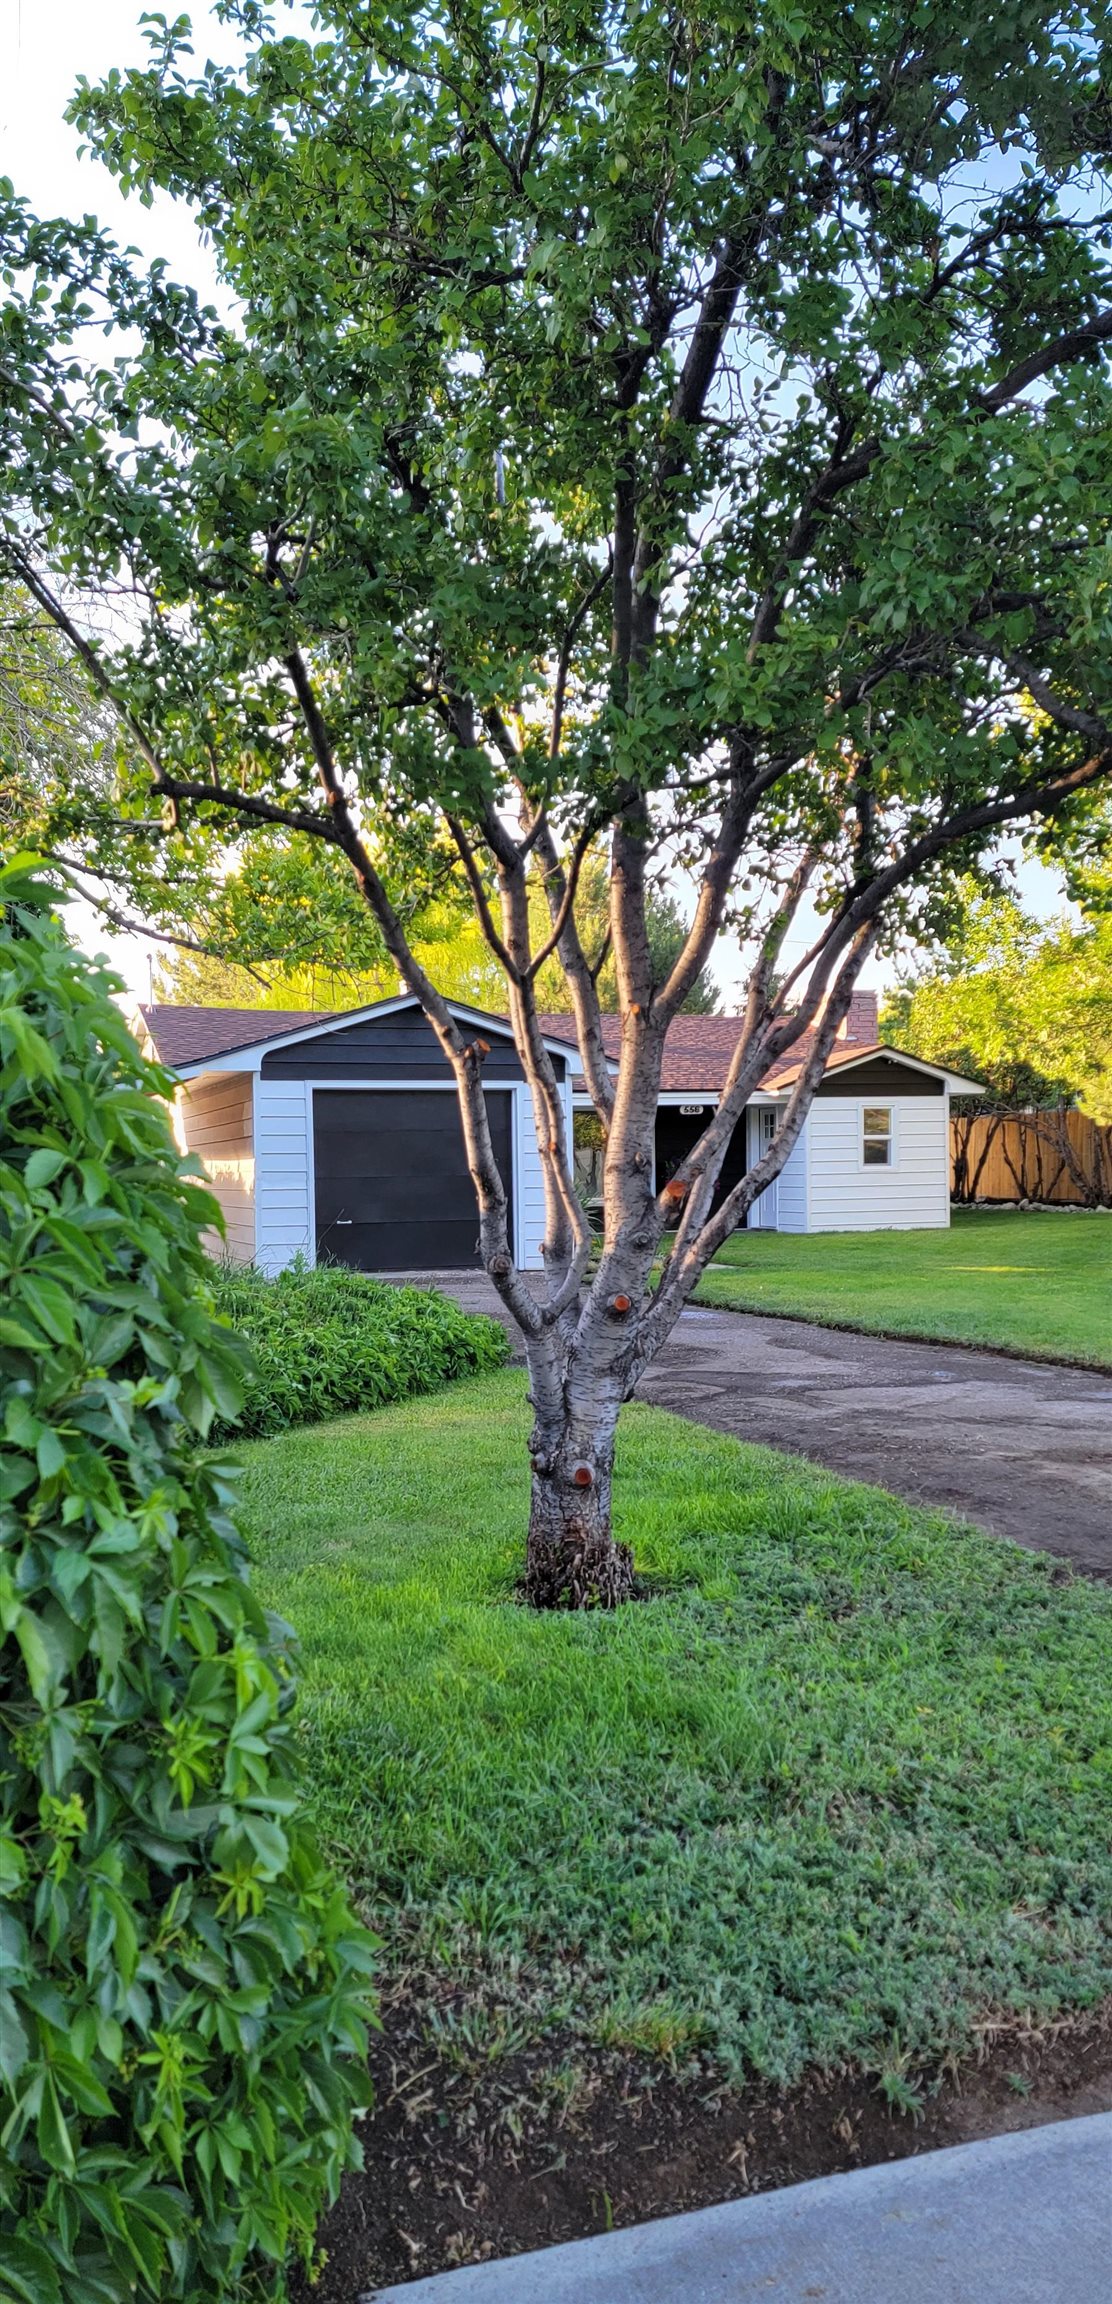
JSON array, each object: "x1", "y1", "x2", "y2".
[
  {"x1": 240, "y1": 1370, "x2": 1112, "y2": 2100},
  {"x1": 695, "y1": 1207, "x2": 1112, "y2": 1369}
]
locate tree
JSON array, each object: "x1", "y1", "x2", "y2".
[
  {"x1": 0, "y1": 583, "x2": 120, "y2": 875},
  {"x1": 531, "y1": 849, "x2": 720, "y2": 1014},
  {"x1": 2, "y1": 2, "x2": 1112, "y2": 1605},
  {"x1": 882, "y1": 882, "x2": 1112, "y2": 1119},
  {"x1": 0, "y1": 859, "x2": 374, "y2": 2301},
  {"x1": 150, "y1": 835, "x2": 720, "y2": 1013},
  {"x1": 150, "y1": 832, "x2": 404, "y2": 1008}
]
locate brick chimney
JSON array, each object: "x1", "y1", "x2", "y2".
[{"x1": 838, "y1": 989, "x2": 879, "y2": 1044}]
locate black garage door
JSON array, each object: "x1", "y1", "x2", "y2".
[{"x1": 313, "y1": 1089, "x2": 514, "y2": 1271}]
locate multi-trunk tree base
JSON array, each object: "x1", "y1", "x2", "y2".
[{"x1": 524, "y1": 1463, "x2": 635, "y2": 1609}]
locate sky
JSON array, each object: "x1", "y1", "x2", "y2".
[
  {"x1": 1, "y1": 0, "x2": 1077, "y2": 1012},
  {"x1": 2, "y1": 0, "x2": 262, "y2": 1006},
  {"x1": 1, "y1": 0, "x2": 233, "y2": 289}
]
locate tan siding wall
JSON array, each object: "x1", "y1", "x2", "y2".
[{"x1": 177, "y1": 1076, "x2": 255, "y2": 1263}]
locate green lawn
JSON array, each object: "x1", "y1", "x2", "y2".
[
  {"x1": 241, "y1": 1371, "x2": 1112, "y2": 2097},
  {"x1": 695, "y1": 1208, "x2": 1112, "y2": 1367}
]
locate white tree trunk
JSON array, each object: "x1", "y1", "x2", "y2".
[{"x1": 523, "y1": 1334, "x2": 634, "y2": 1606}]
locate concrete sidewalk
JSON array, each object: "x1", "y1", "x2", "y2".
[{"x1": 367, "y1": 2112, "x2": 1112, "y2": 2302}]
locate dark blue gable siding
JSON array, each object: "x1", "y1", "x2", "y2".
[
  {"x1": 259, "y1": 1003, "x2": 569, "y2": 1084},
  {"x1": 813, "y1": 1057, "x2": 943, "y2": 1098}
]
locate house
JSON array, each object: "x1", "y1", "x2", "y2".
[
  {"x1": 136, "y1": 991, "x2": 982, "y2": 1274},
  {"x1": 542, "y1": 991, "x2": 984, "y2": 1237}
]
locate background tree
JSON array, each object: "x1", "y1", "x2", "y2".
[
  {"x1": 150, "y1": 838, "x2": 721, "y2": 1014},
  {"x1": 0, "y1": 583, "x2": 122, "y2": 880},
  {"x1": 149, "y1": 834, "x2": 405, "y2": 1009},
  {"x1": 3, "y1": 1, "x2": 1112, "y2": 1604},
  {"x1": 882, "y1": 881, "x2": 1112, "y2": 1119}
]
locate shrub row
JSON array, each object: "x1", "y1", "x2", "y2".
[
  {"x1": 0, "y1": 865, "x2": 376, "y2": 2303},
  {"x1": 210, "y1": 1259, "x2": 509, "y2": 1439}
]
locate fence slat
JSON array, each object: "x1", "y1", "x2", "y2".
[{"x1": 951, "y1": 1110, "x2": 1112, "y2": 1207}]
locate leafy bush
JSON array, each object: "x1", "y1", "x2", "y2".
[
  {"x1": 0, "y1": 863, "x2": 376, "y2": 2304},
  {"x1": 210, "y1": 1260, "x2": 508, "y2": 1439}
]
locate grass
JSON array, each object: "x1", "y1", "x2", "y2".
[
  {"x1": 240, "y1": 1370, "x2": 1112, "y2": 2092},
  {"x1": 695, "y1": 1208, "x2": 1112, "y2": 1368}
]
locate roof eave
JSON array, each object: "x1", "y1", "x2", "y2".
[
  {"x1": 163, "y1": 992, "x2": 577, "y2": 1078},
  {"x1": 771, "y1": 1043, "x2": 986, "y2": 1094}
]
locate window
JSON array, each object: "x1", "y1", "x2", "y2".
[{"x1": 862, "y1": 1106, "x2": 893, "y2": 1166}]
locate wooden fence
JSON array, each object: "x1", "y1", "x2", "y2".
[{"x1": 951, "y1": 1108, "x2": 1112, "y2": 1207}]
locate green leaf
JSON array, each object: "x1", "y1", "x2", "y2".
[
  {"x1": 36, "y1": 1428, "x2": 66, "y2": 1481},
  {"x1": 16, "y1": 1275, "x2": 77, "y2": 1348},
  {"x1": 15, "y1": 1613, "x2": 57, "y2": 1707},
  {"x1": 37, "y1": 2069, "x2": 76, "y2": 2175},
  {"x1": 0, "y1": 1987, "x2": 30, "y2": 2087},
  {"x1": 0, "y1": 1834, "x2": 28, "y2": 1891},
  {"x1": 0, "y1": 1008, "x2": 59, "y2": 1083},
  {"x1": 49, "y1": 2046, "x2": 115, "y2": 2117},
  {"x1": 0, "y1": 1454, "x2": 36, "y2": 1501},
  {"x1": 241, "y1": 1814, "x2": 290, "y2": 1873},
  {"x1": 24, "y1": 1148, "x2": 67, "y2": 1189},
  {"x1": 0, "y1": 2235, "x2": 63, "y2": 2304}
]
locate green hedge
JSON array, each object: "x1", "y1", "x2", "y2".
[
  {"x1": 210, "y1": 1261, "x2": 508, "y2": 1440},
  {"x1": 0, "y1": 863, "x2": 376, "y2": 2304}
]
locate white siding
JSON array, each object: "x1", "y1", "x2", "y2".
[
  {"x1": 805, "y1": 1096, "x2": 950, "y2": 1231},
  {"x1": 254, "y1": 1078, "x2": 314, "y2": 1273},
  {"x1": 176, "y1": 1075, "x2": 255, "y2": 1263},
  {"x1": 775, "y1": 1118, "x2": 810, "y2": 1232},
  {"x1": 513, "y1": 1079, "x2": 569, "y2": 1271}
]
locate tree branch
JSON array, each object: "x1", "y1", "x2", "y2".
[
  {"x1": 747, "y1": 434, "x2": 878, "y2": 660},
  {"x1": 550, "y1": 557, "x2": 611, "y2": 760},
  {"x1": 526, "y1": 819, "x2": 599, "y2": 978},
  {"x1": 280, "y1": 647, "x2": 545, "y2": 1336},
  {"x1": 522, "y1": 797, "x2": 616, "y2": 1123},
  {"x1": 640, "y1": 925, "x2": 881, "y2": 1360},
  {"x1": 978, "y1": 308, "x2": 1112, "y2": 411},
  {"x1": 445, "y1": 811, "x2": 523, "y2": 982},
  {"x1": 38, "y1": 858, "x2": 273, "y2": 985}
]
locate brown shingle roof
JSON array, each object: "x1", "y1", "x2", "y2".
[
  {"x1": 138, "y1": 989, "x2": 882, "y2": 1093},
  {"x1": 535, "y1": 990, "x2": 880, "y2": 1093},
  {"x1": 137, "y1": 1004, "x2": 329, "y2": 1067}
]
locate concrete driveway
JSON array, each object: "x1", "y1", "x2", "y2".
[{"x1": 403, "y1": 1274, "x2": 1112, "y2": 1580}]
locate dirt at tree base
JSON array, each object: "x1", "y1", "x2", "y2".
[{"x1": 290, "y1": 1994, "x2": 1112, "y2": 2301}]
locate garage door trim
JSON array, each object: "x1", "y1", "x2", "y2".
[{"x1": 307, "y1": 1080, "x2": 521, "y2": 1269}]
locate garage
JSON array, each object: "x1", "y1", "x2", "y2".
[
  {"x1": 135, "y1": 994, "x2": 572, "y2": 1274},
  {"x1": 313, "y1": 1088, "x2": 515, "y2": 1271}
]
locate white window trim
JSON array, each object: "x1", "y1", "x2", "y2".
[
  {"x1": 858, "y1": 1099, "x2": 899, "y2": 1172},
  {"x1": 747, "y1": 1103, "x2": 781, "y2": 1229}
]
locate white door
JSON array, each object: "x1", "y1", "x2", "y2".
[{"x1": 748, "y1": 1106, "x2": 779, "y2": 1229}]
